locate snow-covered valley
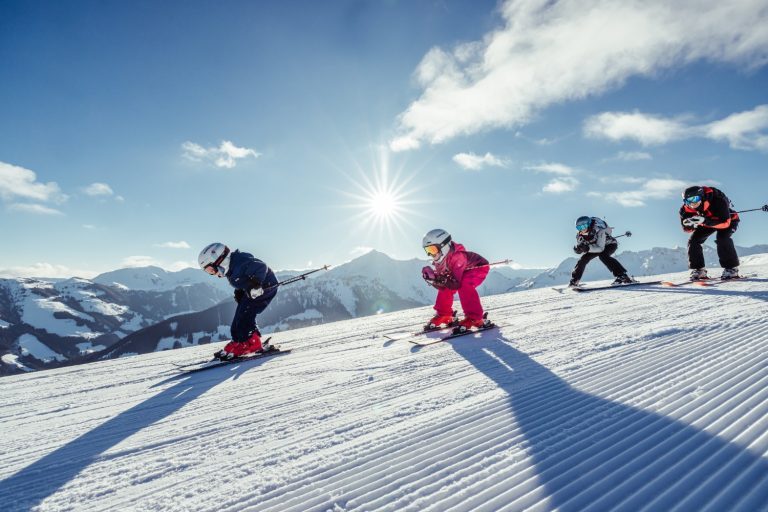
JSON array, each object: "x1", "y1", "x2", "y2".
[{"x1": 1, "y1": 258, "x2": 767, "y2": 511}]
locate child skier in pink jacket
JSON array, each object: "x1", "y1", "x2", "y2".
[{"x1": 421, "y1": 228, "x2": 491, "y2": 332}]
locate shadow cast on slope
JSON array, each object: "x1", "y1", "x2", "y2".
[
  {"x1": 0, "y1": 360, "x2": 264, "y2": 511},
  {"x1": 450, "y1": 334, "x2": 768, "y2": 511}
]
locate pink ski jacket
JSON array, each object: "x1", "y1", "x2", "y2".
[{"x1": 433, "y1": 243, "x2": 489, "y2": 290}]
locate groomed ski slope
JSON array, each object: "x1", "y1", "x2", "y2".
[{"x1": 2, "y1": 263, "x2": 768, "y2": 512}]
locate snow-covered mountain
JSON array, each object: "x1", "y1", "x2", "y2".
[
  {"x1": 3, "y1": 246, "x2": 766, "y2": 375},
  {"x1": 0, "y1": 277, "x2": 231, "y2": 375},
  {"x1": 2, "y1": 261, "x2": 767, "y2": 511}
]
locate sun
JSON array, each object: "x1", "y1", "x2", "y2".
[
  {"x1": 334, "y1": 145, "x2": 427, "y2": 239},
  {"x1": 368, "y1": 190, "x2": 399, "y2": 219}
]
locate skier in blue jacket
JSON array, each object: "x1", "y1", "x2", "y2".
[{"x1": 198, "y1": 242, "x2": 279, "y2": 360}]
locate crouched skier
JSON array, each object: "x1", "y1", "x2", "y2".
[
  {"x1": 569, "y1": 216, "x2": 634, "y2": 288},
  {"x1": 198, "y1": 242, "x2": 279, "y2": 360}
]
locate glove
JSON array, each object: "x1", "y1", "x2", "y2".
[
  {"x1": 234, "y1": 289, "x2": 245, "y2": 303},
  {"x1": 763, "y1": 204, "x2": 768, "y2": 212},
  {"x1": 249, "y1": 286, "x2": 264, "y2": 299},
  {"x1": 573, "y1": 241, "x2": 589, "y2": 254},
  {"x1": 421, "y1": 266, "x2": 436, "y2": 282},
  {"x1": 682, "y1": 215, "x2": 705, "y2": 229}
]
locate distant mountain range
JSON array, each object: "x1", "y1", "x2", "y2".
[{"x1": 2, "y1": 245, "x2": 766, "y2": 375}]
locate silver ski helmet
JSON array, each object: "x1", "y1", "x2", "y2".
[
  {"x1": 575, "y1": 216, "x2": 592, "y2": 232},
  {"x1": 422, "y1": 228, "x2": 452, "y2": 262},
  {"x1": 198, "y1": 243, "x2": 231, "y2": 277}
]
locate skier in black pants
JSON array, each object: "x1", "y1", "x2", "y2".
[
  {"x1": 679, "y1": 186, "x2": 740, "y2": 280},
  {"x1": 569, "y1": 216, "x2": 633, "y2": 288}
]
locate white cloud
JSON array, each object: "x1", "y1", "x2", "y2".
[
  {"x1": 704, "y1": 105, "x2": 768, "y2": 151},
  {"x1": 0, "y1": 161, "x2": 66, "y2": 203},
  {"x1": 121, "y1": 255, "x2": 161, "y2": 268},
  {"x1": 83, "y1": 182, "x2": 114, "y2": 197},
  {"x1": 0, "y1": 263, "x2": 98, "y2": 279},
  {"x1": 584, "y1": 111, "x2": 691, "y2": 146},
  {"x1": 452, "y1": 152, "x2": 507, "y2": 170},
  {"x1": 83, "y1": 224, "x2": 97, "y2": 230},
  {"x1": 8, "y1": 203, "x2": 64, "y2": 215},
  {"x1": 182, "y1": 140, "x2": 261, "y2": 168},
  {"x1": 154, "y1": 241, "x2": 191, "y2": 249},
  {"x1": 525, "y1": 162, "x2": 576, "y2": 175},
  {"x1": 596, "y1": 177, "x2": 688, "y2": 207},
  {"x1": 614, "y1": 151, "x2": 653, "y2": 161},
  {"x1": 543, "y1": 177, "x2": 579, "y2": 194},
  {"x1": 585, "y1": 105, "x2": 768, "y2": 151},
  {"x1": 390, "y1": 0, "x2": 768, "y2": 150}
]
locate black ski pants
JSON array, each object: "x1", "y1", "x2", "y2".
[
  {"x1": 688, "y1": 226, "x2": 739, "y2": 270},
  {"x1": 571, "y1": 243, "x2": 626, "y2": 282}
]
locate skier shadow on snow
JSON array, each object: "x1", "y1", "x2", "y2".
[
  {"x1": 449, "y1": 334, "x2": 768, "y2": 511},
  {"x1": 0, "y1": 359, "x2": 267, "y2": 512}
]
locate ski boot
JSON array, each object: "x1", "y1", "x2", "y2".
[
  {"x1": 720, "y1": 267, "x2": 740, "y2": 280},
  {"x1": 690, "y1": 268, "x2": 708, "y2": 281},
  {"x1": 214, "y1": 331, "x2": 264, "y2": 360},
  {"x1": 425, "y1": 311, "x2": 457, "y2": 331},
  {"x1": 568, "y1": 278, "x2": 581, "y2": 289},
  {"x1": 611, "y1": 274, "x2": 635, "y2": 286},
  {"x1": 454, "y1": 313, "x2": 493, "y2": 334}
]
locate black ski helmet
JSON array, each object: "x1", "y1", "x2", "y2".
[
  {"x1": 575, "y1": 216, "x2": 592, "y2": 231},
  {"x1": 682, "y1": 186, "x2": 703, "y2": 201}
]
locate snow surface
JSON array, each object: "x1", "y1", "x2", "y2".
[
  {"x1": 1, "y1": 264, "x2": 768, "y2": 511},
  {"x1": 17, "y1": 334, "x2": 66, "y2": 363}
]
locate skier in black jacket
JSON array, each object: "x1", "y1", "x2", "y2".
[
  {"x1": 198, "y1": 243, "x2": 279, "y2": 359},
  {"x1": 679, "y1": 186, "x2": 740, "y2": 280}
]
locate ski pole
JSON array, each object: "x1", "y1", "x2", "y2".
[
  {"x1": 466, "y1": 259, "x2": 511, "y2": 271},
  {"x1": 736, "y1": 205, "x2": 768, "y2": 213},
  {"x1": 614, "y1": 231, "x2": 632, "y2": 239},
  {"x1": 263, "y1": 265, "x2": 331, "y2": 292}
]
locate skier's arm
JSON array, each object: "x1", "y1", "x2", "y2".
[
  {"x1": 241, "y1": 259, "x2": 269, "y2": 296},
  {"x1": 443, "y1": 252, "x2": 467, "y2": 290},
  {"x1": 703, "y1": 197, "x2": 732, "y2": 229},
  {"x1": 588, "y1": 229, "x2": 607, "y2": 253}
]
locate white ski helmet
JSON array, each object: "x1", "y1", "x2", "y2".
[
  {"x1": 422, "y1": 228, "x2": 452, "y2": 262},
  {"x1": 198, "y1": 243, "x2": 231, "y2": 277}
]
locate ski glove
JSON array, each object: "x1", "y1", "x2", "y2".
[
  {"x1": 249, "y1": 287, "x2": 264, "y2": 299},
  {"x1": 422, "y1": 266, "x2": 436, "y2": 282},
  {"x1": 763, "y1": 204, "x2": 768, "y2": 212},
  {"x1": 574, "y1": 241, "x2": 589, "y2": 254},
  {"x1": 234, "y1": 288, "x2": 245, "y2": 303},
  {"x1": 682, "y1": 215, "x2": 705, "y2": 229}
]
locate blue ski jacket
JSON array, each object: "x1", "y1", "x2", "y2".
[{"x1": 226, "y1": 250, "x2": 278, "y2": 341}]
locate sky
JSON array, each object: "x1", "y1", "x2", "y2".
[{"x1": 1, "y1": 0, "x2": 767, "y2": 278}]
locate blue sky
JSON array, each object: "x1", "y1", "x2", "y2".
[{"x1": 1, "y1": 0, "x2": 767, "y2": 278}]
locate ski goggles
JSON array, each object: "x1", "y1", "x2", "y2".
[
  {"x1": 575, "y1": 221, "x2": 591, "y2": 231},
  {"x1": 684, "y1": 195, "x2": 702, "y2": 205},
  {"x1": 424, "y1": 244, "x2": 441, "y2": 257}
]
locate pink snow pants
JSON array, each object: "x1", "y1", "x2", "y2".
[{"x1": 434, "y1": 267, "x2": 489, "y2": 320}]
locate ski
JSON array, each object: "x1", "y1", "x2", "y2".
[
  {"x1": 175, "y1": 346, "x2": 290, "y2": 374},
  {"x1": 384, "y1": 311, "x2": 459, "y2": 341},
  {"x1": 570, "y1": 280, "x2": 663, "y2": 292},
  {"x1": 660, "y1": 273, "x2": 757, "y2": 287},
  {"x1": 410, "y1": 323, "x2": 499, "y2": 346}
]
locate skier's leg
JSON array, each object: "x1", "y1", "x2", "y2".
[
  {"x1": 715, "y1": 228, "x2": 740, "y2": 269},
  {"x1": 571, "y1": 252, "x2": 599, "y2": 282},
  {"x1": 598, "y1": 243, "x2": 628, "y2": 276},
  {"x1": 457, "y1": 268, "x2": 489, "y2": 320},
  {"x1": 230, "y1": 293, "x2": 275, "y2": 342},
  {"x1": 688, "y1": 228, "x2": 713, "y2": 269},
  {"x1": 434, "y1": 288, "x2": 456, "y2": 317}
]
